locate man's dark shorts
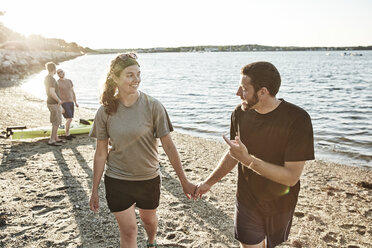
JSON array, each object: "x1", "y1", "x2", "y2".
[
  {"x1": 104, "y1": 175, "x2": 161, "y2": 212},
  {"x1": 234, "y1": 200, "x2": 294, "y2": 248},
  {"x1": 62, "y1": 102, "x2": 74, "y2": 118}
]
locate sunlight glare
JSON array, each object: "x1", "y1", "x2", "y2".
[{"x1": 21, "y1": 73, "x2": 47, "y2": 100}]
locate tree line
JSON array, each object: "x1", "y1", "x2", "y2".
[{"x1": 0, "y1": 11, "x2": 93, "y2": 53}]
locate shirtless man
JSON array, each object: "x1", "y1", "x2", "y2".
[{"x1": 57, "y1": 69, "x2": 79, "y2": 140}]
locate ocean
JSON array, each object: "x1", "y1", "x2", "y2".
[{"x1": 21, "y1": 51, "x2": 372, "y2": 167}]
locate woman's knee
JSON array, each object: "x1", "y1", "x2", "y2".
[
  {"x1": 119, "y1": 223, "x2": 138, "y2": 238},
  {"x1": 140, "y1": 211, "x2": 158, "y2": 226}
]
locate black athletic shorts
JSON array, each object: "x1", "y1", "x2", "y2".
[
  {"x1": 234, "y1": 200, "x2": 294, "y2": 248},
  {"x1": 62, "y1": 102, "x2": 74, "y2": 118},
  {"x1": 104, "y1": 175, "x2": 161, "y2": 212}
]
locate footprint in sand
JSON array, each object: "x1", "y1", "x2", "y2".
[
  {"x1": 364, "y1": 209, "x2": 372, "y2": 218},
  {"x1": 15, "y1": 171, "x2": 26, "y2": 178},
  {"x1": 294, "y1": 211, "x2": 305, "y2": 218},
  {"x1": 166, "y1": 233, "x2": 176, "y2": 240},
  {"x1": 45, "y1": 194, "x2": 65, "y2": 202},
  {"x1": 31, "y1": 204, "x2": 63, "y2": 216},
  {"x1": 168, "y1": 202, "x2": 179, "y2": 207},
  {"x1": 322, "y1": 232, "x2": 338, "y2": 243},
  {"x1": 31, "y1": 205, "x2": 44, "y2": 211},
  {"x1": 0, "y1": 213, "x2": 8, "y2": 227},
  {"x1": 55, "y1": 186, "x2": 69, "y2": 191}
]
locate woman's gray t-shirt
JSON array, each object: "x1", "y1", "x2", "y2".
[{"x1": 89, "y1": 92, "x2": 173, "y2": 181}]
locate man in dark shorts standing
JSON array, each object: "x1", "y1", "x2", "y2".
[
  {"x1": 196, "y1": 62, "x2": 314, "y2": 248},
  {"x1": 44, "y1": 62, "x2": 64, "y2": 146},
  {"x1": 57, "y1": 69, "x2": 79, "y2": 140}
]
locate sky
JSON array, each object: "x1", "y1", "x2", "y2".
[{"x1": 1, "y1": 0, "x2": 372, "y2": 49}]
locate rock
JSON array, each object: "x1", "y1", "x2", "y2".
[{"x1": 0, "y1": 50, "x2": 83, "y2": 80}]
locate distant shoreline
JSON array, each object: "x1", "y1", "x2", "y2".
[{"x1": 93, "y1": 44, "x2": 372, "y2": 54}]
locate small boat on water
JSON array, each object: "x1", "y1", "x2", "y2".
[
  {"x1": 341, "y1": 52, "x2": 363, "y2": 56},
  {"x1": 5, "y1": 119, "x2": 93, "y2": 139}
]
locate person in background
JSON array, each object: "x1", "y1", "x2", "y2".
[
  {"x1": 44, "y1": 62, "x2": 65, "y2": 146},
  {"x1": 57, "y1": 69, "x2": 79, "y2": 140},
  {"x1": 195, "y1": 62, "x2": 314, "y2": 248},
  {"x1": 89, "y1": 53, "x2": 196, "y2": 248}
]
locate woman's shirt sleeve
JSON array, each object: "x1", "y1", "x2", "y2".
[
  {"x1": 89, "y1": 106, "x2": 109, "y2": 140},
  {"x1": 152, "y1": 101, "x2": 173, "y2": 138}
]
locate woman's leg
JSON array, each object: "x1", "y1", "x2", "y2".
[
  {"x1": 139, "y1": 208, "x2": 158, "y2": 246},
  {"x1": 113, "y1": 204, "x2": 138, "y2": 248}
]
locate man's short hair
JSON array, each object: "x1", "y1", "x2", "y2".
[
  {"x1": 45, "y1": 62, "x2": 56, "y2": 73},
  {"x1": 241, "y1": 62, "x2": 281, "y2": 96}
]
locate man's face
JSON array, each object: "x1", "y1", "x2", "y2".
[
  {"x1": 236, "y1": 75, "x2": 259, "y2": 111},
  {"x1": 57, "y1": 70, "x2": 65, "y2": 78}
]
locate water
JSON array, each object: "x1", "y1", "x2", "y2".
[{"x1": 21, "y1": 51, "x2": 372, "y2": 167}]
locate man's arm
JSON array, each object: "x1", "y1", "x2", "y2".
[
  {"x1": 49, "y1": 87, "x2": 62, "y2": 105},
  {"x1": 223, "y1": 136, "x2": 305, "y2": 187},
  {"x1": 71, "y1": 81, "x2": 79, "y2": 107},
  {"x1": 160, "y1": 133, "x2": 196, "y2": 199},
  {"x1": 195, "y1": 150, "x2": 238, "y2": 198}
]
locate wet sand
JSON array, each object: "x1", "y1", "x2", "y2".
[{"x1": 0, "y1": 86, "x2": 371, "y2": 247}]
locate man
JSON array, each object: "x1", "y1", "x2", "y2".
[
  {"x1": 57, "y1": 69, "x2": 79, "y2": 140},
  {"x1": 196, "y1": 62, "x2": 314, "y2": 248},
  {"x1": 44, "y1": 62, "x2": 65, "y2": 146}
]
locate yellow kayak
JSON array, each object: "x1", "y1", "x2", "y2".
[{"x1": 7, "y1": 119, "x2": 93, "y2": 139}]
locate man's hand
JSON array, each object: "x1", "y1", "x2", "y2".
[{"x1": 223, "y1": 135, "x2": 253, "y2": 167}]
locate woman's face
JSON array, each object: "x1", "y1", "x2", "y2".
[{"x1": 114, "y1": 64, "x2": 141, "y2": 95}]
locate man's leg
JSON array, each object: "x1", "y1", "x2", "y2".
[
  {"x1": 235, "y1": 201, "x2": 266, "y2": 248},
  {"x1": 240, "y1": 240, "x2": 265, "y2": 248},
  {"x1": 65, "y1": 118, "x2": 72, "y2": 136},
  {"x1": 48, "y1": 104, "x2": 62, "y2": 144},
  {"x1": 51, "y1": 125, "x2": 59, "y2": 142}
]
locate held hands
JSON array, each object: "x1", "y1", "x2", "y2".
[
  {"x1": 194, "y1": 181, "x2": 212, "y2": 199},
  {"x1": 182, "y1": 180, "x2": 211, "y2": 200},
  {"x1": 181, "y1": 180, "x2": 197, "y2": 199}
]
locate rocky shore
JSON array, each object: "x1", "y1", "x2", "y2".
[{"x1": 0, "y1": 50, "x2": 83, "y2": 87}]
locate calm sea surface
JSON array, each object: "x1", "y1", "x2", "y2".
[{"x1": 21, "y1": 51, "x2": 372, "y2": 167}]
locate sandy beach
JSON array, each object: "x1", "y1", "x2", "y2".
[{"x1": 0, "y1": 86, "x2": 371, "y2": 248}]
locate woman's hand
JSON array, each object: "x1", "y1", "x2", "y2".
[
  {"x1": 181, "y1": 180, "x2": 197, "y2": 199},
  {"x1": 89, "y1": 191, "x2": 100, "y2": 213}
]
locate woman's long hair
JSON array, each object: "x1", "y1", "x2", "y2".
[
  {"x1": 100, "y1": 54, "x2": 139, "y2": 115},
  {"x1": 100, "y1": 59, "x2": 120, "y2": 115}
]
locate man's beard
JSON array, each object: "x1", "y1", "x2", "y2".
[{"x1": 241, "y1": 91, "x2": 259, "y2": 111}]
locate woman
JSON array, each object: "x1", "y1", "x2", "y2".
[{"x1": 89, "y1": 53, "x2": 196, "y2": 248}]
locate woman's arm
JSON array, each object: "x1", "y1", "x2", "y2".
[
  {"x1": 89, "y1": 139, "x2": 109, "y2": 212},
  {"x1": 160, "y1": 133, "x2": 196, "y2": 199}
]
